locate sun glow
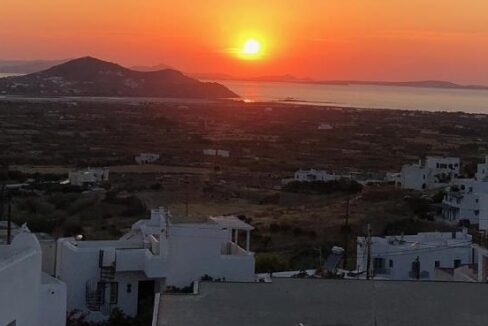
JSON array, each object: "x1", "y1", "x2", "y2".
[
  {"x1": 242, "y1": 39, "x2": 260, "y2": 55},
  {"x1": 237, "y1": 38, "x2": 262, "y2": 60}
]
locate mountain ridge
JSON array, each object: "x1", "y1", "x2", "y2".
[{"x1": 0, "y1": 57, "x2": 239, "y2": 99}]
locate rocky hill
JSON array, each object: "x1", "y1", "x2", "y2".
[{"x1": 0, "y1": 57, "x2": 239, "y2": 99}]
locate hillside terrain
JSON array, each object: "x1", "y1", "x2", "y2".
[{"x1": 0, "y1": 57, "x2": 238, "y2": 99}]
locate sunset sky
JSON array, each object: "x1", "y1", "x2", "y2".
[{"x1": 2, "y1": 0, "x2": 488, "y2": 84}]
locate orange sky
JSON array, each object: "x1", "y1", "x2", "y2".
[{"x1": 2, "y1": 0, "x2": 488, "y2": 84}]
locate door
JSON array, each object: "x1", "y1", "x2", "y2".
[{"x1": 137, "y1": 280, "x2": 156, "y2": 316}]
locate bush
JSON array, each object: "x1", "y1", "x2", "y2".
[{"x1": 255, "y1": 253, "x2": 288, "y2": 273}]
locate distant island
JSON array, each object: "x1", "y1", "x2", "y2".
[
  {"x1": 2, "y1": 58, "x2": 488, "y2": 92},
  {"x1": 0, "y1": 57, "x2": 239, "y2": 99},
  {"x1": 0, "y1": 59, "x2": 69, "y2": 74},
  {"x1": 194, "y1": 74, "x2": 488, "y2": 91}
]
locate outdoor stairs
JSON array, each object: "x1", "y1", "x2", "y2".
[
  {"x1": 85, "y1": 279, "x2": 102, "y2": 311},
  {"x1": 100, "y1": 266, "x2": 116, "y2": 281}
]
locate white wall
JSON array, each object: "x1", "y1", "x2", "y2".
[
  {"x1": 56, "y1": 239, "x2": 102, "y2": 317},
  {"x1": 0, "y1": 232, "x2": 66, "y2": 326},
  {"x1": 400, "y1": 165, "x2": 428, "y2": 190},
  {"x1": 39, "y1": 274, "x2": 67, "y2": 326},
  {"x1": 165, "y1": 225, "x2": 254, "y2": 287},
  {"x1": 0, "y1": 245, "x2": 41, "y2": 326},
  {"x1": 357, "y1": 233, "x2": 473, "y2": 280}
]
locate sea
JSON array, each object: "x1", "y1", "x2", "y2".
[
  {"x1": 0, "y1": 73, "x2": 23, "y2": 78},
  {"x1": 212, "y1": 79, "x2": 488, "y2": 114},
  {"x1": 2, "y1": 72, "x2": 488, "y2": 114}
]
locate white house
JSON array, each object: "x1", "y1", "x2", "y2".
[
  {"x1": 442, "y1": 156, "x2": 488, "y2": 225},
  {"x1": 318, "y1": 123, "x2": 333, "y2": 130},
  {"x1": 442, "y1": 179, "x2": 488, "y2": 224},
  {"x1": 356, "y1": 231, "x2": 473, "y2": 280},
  {"x1": 55, "y1": 207, "x2": 255, "y2": 321},
  {"x1": 0, "y1": 226, "x2": 66, "y2": 326},
  {"x1": 294, "y1": 169, "x2": 340, "y2": 182},
  {"x1": 398, "y1": 156, "x2": 460, "y2": 190},
  {"x1": 69, "y1": 167, "x2": 109, "y2": 187},
  {"x1": 476, "y1": 155, "x2": 488, "y2": 181},
  {"x1": 203, "y1": 149, "x2": 230, "y2": 158},
  {"x1": 135, "y1": 153, "x2": 160, "y2": 164}
]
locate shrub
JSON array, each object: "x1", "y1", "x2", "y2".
[{"x1": 255, "y1": 253, "x2": 288, "y2": 273}]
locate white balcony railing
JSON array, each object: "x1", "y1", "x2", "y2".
[{"x1": 221, "y1": 242, "x2": 249, "y2": 256}]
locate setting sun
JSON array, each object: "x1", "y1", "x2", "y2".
[
  {"x1": 238, "y1": 38, "x2": 262, "y2": 60},
  {"x1": 242, "y1": 39, "x2": 260, "y2": 55}
]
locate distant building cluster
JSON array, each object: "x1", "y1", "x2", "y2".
[
  {"x1": 294, "y1": 169, "x2": 341, "y2": 183},
  {"x1": 135, "y1": 152, "x2": 160, "y2": 164},
  {"x1": 68, "y1": 167, "x2": 109, "y2": 187}
]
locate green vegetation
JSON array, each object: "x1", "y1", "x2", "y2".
[
  {"x1": 283, "y1": 179, "x2": 363, "y2": 195},
  {"x1": 255, "y1": 253, "x2": 289, "y2": 273},
  {"x1": 67, "y1": 307, "x2": 152, "y2": 326}
]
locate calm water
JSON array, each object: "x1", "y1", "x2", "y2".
[
  {"x1": 214, "y1": 79, "x2": 488, "y2": 114},
  {"x1": 0, "y1": 73, "x2": 23, "y2": 78}
]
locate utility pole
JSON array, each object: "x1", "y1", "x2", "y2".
[
  {"x1": 342, "y1": 196, "x2": 351, "y2": 269},
  {"x1": 7, "y1": 192, "x2": 12, "y2": 245},
  {"x1": 366, "y1": 224, "x2": 372, "y2": 280},
  {"x1": 415, "y1": 256, "x2": 420, "y2": 280},
  {"x1": 184, "y1": 176, "x2": 189, "y2": 218},
  {"x1": 0, "y1": 185, "x2": 4, "y2": 240}
]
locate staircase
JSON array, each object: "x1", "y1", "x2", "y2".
[
  {"x1": 100, "y1": 266, "x2": 116, "y2": 281},
  {"x1": 85, "y1": 280, "x2": 102, "y2": 311}
]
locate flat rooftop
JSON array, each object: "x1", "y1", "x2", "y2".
[
  {"x1": 158, "y1": 278, "x2": 488, "y2": 326},
  {"x1": 359, "y1": 232, "x2": 472, "y2": 251}
]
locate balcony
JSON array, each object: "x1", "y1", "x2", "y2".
[{"x1": 221, "y1": 242, "x2": 250, "y2": 256}]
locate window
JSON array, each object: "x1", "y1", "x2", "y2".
[
  {"x1": 389, "y1": 259, "x2": 394, "y2": 268},
  {"x1": 373, "y1": 258, "x2": 385, "y2": 270},
  {"x1": 454, "y1": 259, "x2": 461, "y2": 268},
  {"x1": 435, "y1": 260, "x2": 440, "y2": 268}
]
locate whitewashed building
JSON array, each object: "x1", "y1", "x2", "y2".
[
  {"x1": 135, "y1": 153, "x2": 160, "y2": 164},
  {"x1": 442, "y1": 179, "x2": 488, "y2": 224},
  {"x1": 294, "y1": 169, "x2": 340, "y2": 182},
  {"x1": 398, "y1": 156, "x2": 460, "y2": 190},
  {"x1": 69, "y1": 167, "x2": 109, "y2": 187},
  {"x1": 356, "y1": 231, "x2": 473, "y2": 280},
  {"x1": 55, "y1": 207, "x2": 255, "y2": 321},
  {"x1": 203, "y1": 149, "x2": 230, "y2": 158},
  {"x1": 318, "y1": 123, "x2": 333, "y2": 130},
  {"x1": 476, "y1": 155, "x2": 488, "y2": 181},
  {"x1": 442, "y1": 156, "x2": 488, "y2": 225},
  {"x1": 0, "y1": 226, "x2": 66, "y2": 326}
]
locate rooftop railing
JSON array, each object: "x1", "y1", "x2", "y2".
[{"x1": 221, "y1": 242, "x2": 248, "y2": 256}]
